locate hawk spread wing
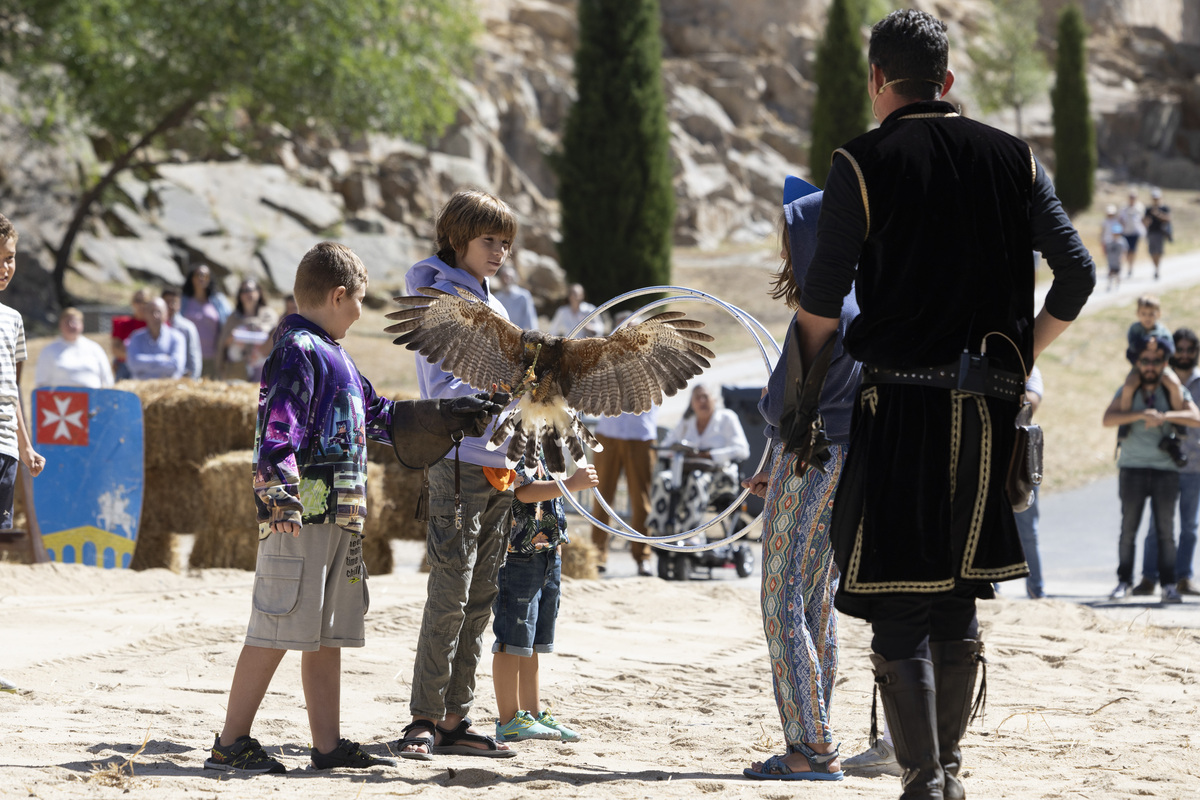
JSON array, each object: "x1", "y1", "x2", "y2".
[{"x1": 385, "y1": 287, "x2": 715, "y2": 473}]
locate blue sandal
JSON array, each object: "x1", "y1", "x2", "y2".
[{"x1": 743, "y1": 742, "x2": 844, "y2": 781}]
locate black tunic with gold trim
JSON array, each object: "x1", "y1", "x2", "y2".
[{"x1": 801, "y1": 101, "x2": 1095, "y2": 618}]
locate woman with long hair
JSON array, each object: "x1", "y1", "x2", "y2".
[{"x1": 180, "y1": 265, "x2": 232, "y2": 377}]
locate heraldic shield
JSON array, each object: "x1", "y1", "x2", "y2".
[{"x1": 32, "y1": 388, "x2": 144, "y2": 568}]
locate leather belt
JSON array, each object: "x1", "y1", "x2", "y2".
[{"x1": 862, "y1": 363, "x2": 1024, "y2": 402}]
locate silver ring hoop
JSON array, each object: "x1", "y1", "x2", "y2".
[{"x1": 554, "y1": 285, "x2": 780, "y2": 553}]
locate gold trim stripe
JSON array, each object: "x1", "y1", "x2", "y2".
[
  {"x1": 896, "y1": 112, "x2": 961, "y2": 120},
  {"x1": 1028, "y1": 148, "x2": 1036, "y2": 186},
  {"x1": 834, "y1": 147, "x2": 870, "y2": 239}
]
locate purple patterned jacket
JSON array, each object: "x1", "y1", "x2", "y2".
[{"x1": 253, "y1": 314, "x2": 394, "y2": 537}]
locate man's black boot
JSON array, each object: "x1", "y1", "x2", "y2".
[
  {"x1": 870, "y1": 654, "x2": 944, "y2": 800},
  {"x1": 929, "y1": 640, "x2": 985, "y2": 800}
]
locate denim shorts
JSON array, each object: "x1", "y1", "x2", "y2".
[
  {"x1": 491, "y1": 549, "x2": 561, "y2": 657},
  {"x1": 0, "y1": 453, "x2": 17, "y2": 529}
]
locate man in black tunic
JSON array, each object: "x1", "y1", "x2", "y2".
[{"x1": 794, "y1": 10, "x2": 1095, "y2": 800}]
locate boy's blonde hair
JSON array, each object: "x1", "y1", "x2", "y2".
[
  {"x1": 294, "y1": 242, "x2": 368, "y2": 308},
  {"x1": 435, "y1": 189, "x2": 518, "y2": 268},
  {"x1": 0, "y1": 213, "x2": 18, "y2": 244},
  {"x1": 61, "y1": 307, "x2": 83, "y2": 323},
  {"x1": 1137, "y1": 295, "x2": 1161, "y2": 311}
]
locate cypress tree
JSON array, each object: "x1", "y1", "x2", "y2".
[
  {"x1": 809, "y1": 0, "x2": 870, "y2": 188},
  {"x1": 1051, "y1": 4, "x2": 1095, "y2": 215},
  {"x1": 555, "y1": 0, "x2": 675, "y2": 311}
]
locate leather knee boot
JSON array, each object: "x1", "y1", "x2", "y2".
[
  {"x1": 929, "y1": 640, "x2": 985, "y2": 800},
  {"x1": 870, "y1": 654, "x2": 944, "y2": 800}
]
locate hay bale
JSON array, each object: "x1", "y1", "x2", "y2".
[
  {"x1": 366, "y1": 440, "x2": 426, "y2": 541},
  {"x1": 560, "y1": 537, "x2": 599, "y2": 580},
  {"x1": 190, "y1": 451, "x2": 259, "y2": 570},
  {"x1": 188, "y1": 452, "x2": 396, "y2": 573},
  {"x1": 119, "y1": 379, "x2": 258, "y2": 543},
  {"x1": 363, "y1": 461, "x2": 393, "y2": 574}
]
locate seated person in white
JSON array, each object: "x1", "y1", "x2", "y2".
[
  {"x1": 548, "y1": 283, "x2": 606, "y2": 337},
  {"x1": 35, "y1": 307, "x2": 115, "y2": 389},
  {"x1": 648, "y1": 384, "x2": 750, "y2": 536}
]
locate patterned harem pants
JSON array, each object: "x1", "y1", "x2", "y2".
[{"x1": 759, "y1": 441, "x2": 846, "y2": 746}]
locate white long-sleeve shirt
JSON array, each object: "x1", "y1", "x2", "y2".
[
  {"x1": 35, "y1": 336, "x2": 115, "y2": 389},
  {"x1": 661, "y1": 408, "x2": 750, "y2": 466}
]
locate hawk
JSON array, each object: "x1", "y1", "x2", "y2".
[{"x1": 386, "y1": 287, "x2": 715, "y2": 474}]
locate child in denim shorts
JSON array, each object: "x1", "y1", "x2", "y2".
[{"x1": 491, "y1": 455, "x2": 598, "y2": 743}]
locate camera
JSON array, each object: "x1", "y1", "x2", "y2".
[{"x1": 1159, "y1": 429, "x2": 1188, "y2": 468}]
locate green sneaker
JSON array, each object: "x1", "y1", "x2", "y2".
[
  {"x1": 535, "y1": 711, "x2": 580, "y2": 742},
  {"x1": 495, "y1": 710, "x2": 560, "y2": 741}
]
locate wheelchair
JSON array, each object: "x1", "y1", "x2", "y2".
[{"x1": 645, "y1": 442, "x2": 755, "y2": 581}]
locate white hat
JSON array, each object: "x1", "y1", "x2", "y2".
[
  {"x1": 1105, "y1": 204, "x2": 1117, "y2": 215},
  {"x1": 1151, "y1": 187, "x2": 1162, "y2": 198}
]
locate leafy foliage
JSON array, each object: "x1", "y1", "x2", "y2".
[
  {"x1": 1050, "y1": 4, "x2": 1095, "y2": 216},
  {"x1": 967, "y1": 0, "x2": 1048, "y2": 138},
  {"x1": 0, "y1": 0, "x2": 478, "y2": 303},
  {"x1": 809, "y1": 0, "x2": 870, "y2": 188},
  {"x1": 555, "y1": 0, "x2": 675, "y2": 311}
]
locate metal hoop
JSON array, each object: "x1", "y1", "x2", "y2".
[{"x1": 554, "y1": 285, "x2": 781, "y2": 553}]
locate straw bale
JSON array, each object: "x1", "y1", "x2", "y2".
[
  {"x1": 129, "y1": 527, "x2": 176, "y2": 571},
  {"x1": 190, "y1": 451, "x2": 258, "y2": 570},
  {"x1": 363, "y1": 462, "x2": 393, "y2": 574},
  {"x1": 115, "y1": 379, "x2": 258, "y2": 544},
  {"x1": 366, "y1": 441, "x2": 426, "y2": 541},
  {"x1": 560, "y1": 537, "x2": 599, "y2": 580}
]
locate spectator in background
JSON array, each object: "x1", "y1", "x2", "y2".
[
  {"x1": 125, "y1": 297, "x2": 187, "y2": 379},
  {"x1": 111, "y1": 288, "x2": 149, "y2": 381},
  {"x1": 1119, "y1": 188, "x2": 1146, "y2": 279},
  {"x1": 162, "y1": 287, "x2": 202, "y2": 379},
  {"x1": 215, "y1": 279, "x2": 278, "y2": 381},
  {"x1": 492, "y1": 264, "x2": 538, "y2": 330},
  {"x1": 591, "y1": 407, "x2": 660, "y2": 576},
  {"x1": 648, "y1": 383, "x2": 751, "y2": 542},
  {"x1": 1102, "y1": 205, "x2": 1126, "y2": 292},
  {"x1": 181, "y1": 264, "x2": 231, "y2": 377},
  {"x1": 1138, "y1": 327, "x2": 1200, "y2": 597},
  {"x1": 35, "y1": 307, "x2": 114, "y2": 389},
  {"x1": 1144, "y1": 188, "x2": 1172, "y2": 280},
  {"x1": 548, "y1": 283, "x2": 605, "y2": 338},
  {"x1": 1103, "y1": 333, "x2": 1199, "y2": 603},
  {"x1": 1015, "y1": 366, "x2": 1045, "y2": 599}
]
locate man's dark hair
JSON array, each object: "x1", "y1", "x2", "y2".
[
  {"x1": 1174, "y1": 327, "x2": 1198, "y2": 350},
  {"x1": 868, "y1": 9, "x2": 949, "y2": 101}
]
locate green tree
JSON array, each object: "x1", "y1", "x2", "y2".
[
  {"x1": 0, "y1": 0, "x2": 477, "y2": 306},
  {"x1": 555, "y1": 0, "x2": 674, "y2": 310},
  {"x1": 968, "y1": 0, "x2": 1049, "y2": 138},
  {"x1": 809, "y1": 0, "x2": 870, "y2": 188},
  {"x1": 1051, "y1": 4, "x2": 1095, "y2": 215}
]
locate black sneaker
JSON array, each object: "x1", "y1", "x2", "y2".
[
  {"x1": 311, "y1": 739, "x2": 396, "y2": 770},
  {"x1": 1131, "y1": 579, "x2": 1157, "y2": 596},
  {"x1": 204, "y1": 735, "x2": 287, "y2": 774}
]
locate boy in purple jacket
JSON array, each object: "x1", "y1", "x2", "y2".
[{"x1": 207, "y1": 242, "x2": 499, "y2": 774}]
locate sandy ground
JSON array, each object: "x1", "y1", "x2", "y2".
[{"x1": 3, "y1": 539, "x2": 1199, "y2": 800}]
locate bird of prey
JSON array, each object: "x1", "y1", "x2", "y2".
[{"x1": 386, "y1": 287, "x2": 715, "y2": 474}]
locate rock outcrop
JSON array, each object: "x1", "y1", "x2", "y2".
[{"x1": 0, "y1": 0, "x2": 1195, "y2": 325}]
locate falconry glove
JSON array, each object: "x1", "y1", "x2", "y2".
[
  {"x1": 779, "y1": 326, "x2": 837, "y2": 474},
  {"x1": 390, "y1": 393, "x2": 508, "y2": 470}
]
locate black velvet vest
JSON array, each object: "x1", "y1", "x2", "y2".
[{"x1": 836, "y1": 101, "x2": 1036, "y2": 373}]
